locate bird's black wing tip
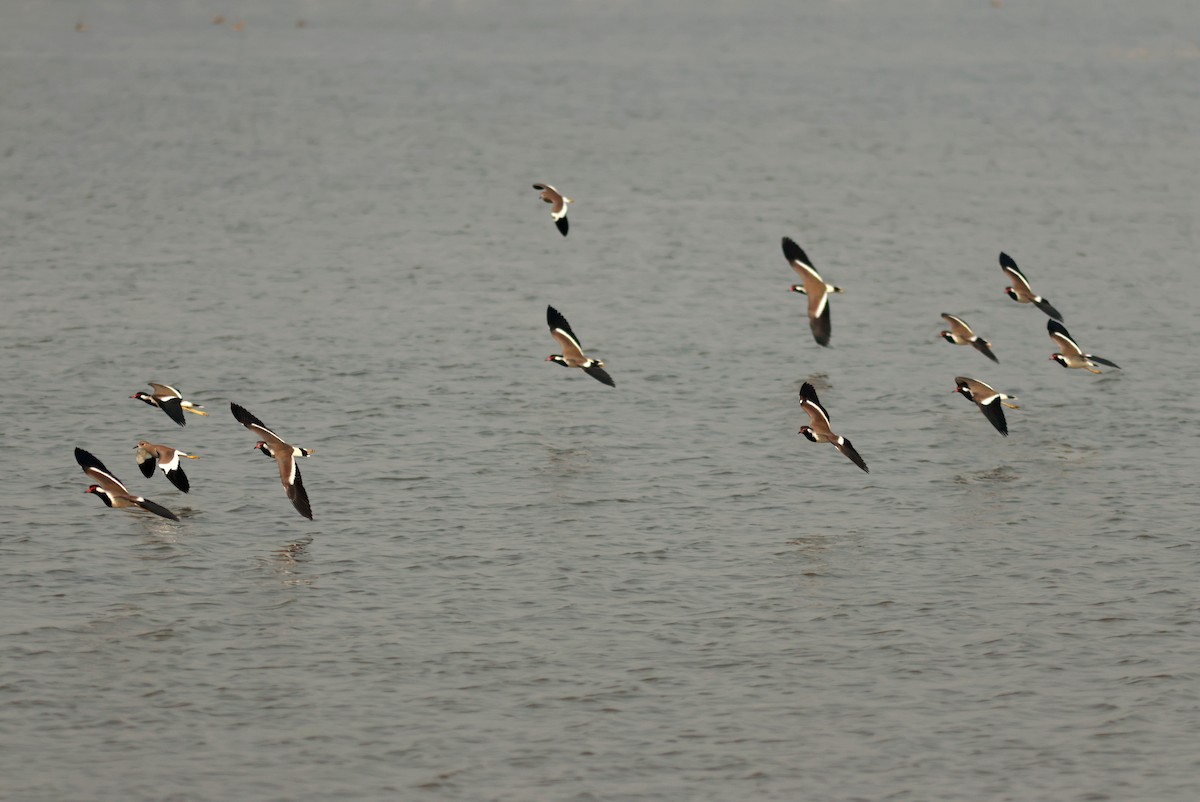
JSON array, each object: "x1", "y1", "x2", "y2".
[
  {"x1": 293, "y1": 498, "x2": 313, "y2": 520},
  {"x1": 75, "y1": 447, "x2": 107, "y2": 472},
  {"x1": 982, "y1": 401, "x2": 1009, "y2": 436},
  {"x1": 230, "y1": 402, "x2": 267, "y2": 429},
  {"x1": 1036, "y1": 299, "x2": 1064, "y2": 321},
  {"x1": 546, "y1": 306, "x2": 582, "y2": 347},
  {"x1": 137, "y1": 498, "x2": 179, "y2": 521},
  {"x1": 842, "y1": 439, "x2": 869, "y2": 473},
  {"x1": 781, "y1": 237, "x2": 809, "y2": 265},
  {"x1": 811, "y1": 310, "x2": 832, "y2": 347},
  {"x1": 160, "y1": 397, "x2": 186, "y2": 426},
  {"x1": 585, "y1": 365, "x2": 616, "y2": 387},
  {"x1": 973, "y1": 340, "x2": 1000, "y2": 363},
  {"x1": 167, "y1": 468, "x2": 190, "y2": 494},
  {"x1": 555, "y1": 217, "x2": 569, "y2": 236},
  {"x1": 289, "y1": 469, "x2": 314, "y2": 520}
]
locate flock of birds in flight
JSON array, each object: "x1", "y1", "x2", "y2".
[
  {"x1": 74, "y1": 182, "x2": 1120, "y2": 521},
  {"x1": 781, "y1": 233, "x2": 1116, "y2": 473},
  {"x1": 75, "y1": 389, "x2": 317, "y2": 522}
]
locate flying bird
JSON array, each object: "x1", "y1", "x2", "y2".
[
  {"x1": 532, "y1": 183, "x2": 573, "y2": 236},
  {"x1": 952, "y1": 376, "x2": 1020, "y2": 437},
  {"x1": 797, "y1": 382, "x2": 869, "y2": 472},
  {"x1": 783, "y1": 237, "x2": 844, "y2": 347},
  {"x1": 999, "y1": 253, "x2": 1063, "y2": 321},
  {"x1": 75, "y1": 447, "x2": 179, "y2": 521},
  {"x1": 231, "y1": 402, "x2": 315, "y2": 520},
  {"x1": 1047, "y1": 320, "x2": 1120, "y2": 373},
  {"x1": 938, "y1": 313, "x2": 999, "y2": 363},
  {"x1": 545, "y1": 305, "x2": 615, "y2": 387},
  {"x1": 134, "y1": 441, "x2": 200, "y2": 493},
  {"x1": 130, "y1": 382, "x2": 208, "y2": 427}
]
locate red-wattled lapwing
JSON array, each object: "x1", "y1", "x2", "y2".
[
  {"x1": 75, "y1": 447, "x2": 178, "y2": 521},
  {"x1": 134, "y1": 441, "x2": 200, "y2": 493},
  {"x1": 532, "y1": 183, "x2": 572, "y2": 236},
  {"x1": 953, "y1": 376, "x2": 1020, "y2": 437},
  {"x1": 999, "y1": 252, "x2": 1062, "y2": 321},
  {"x1": 231, "y1": 402, "x2": 315, "y2": 520},
  {"x1": 939, "y1": 313, "x2": 999, "y2": 363},
  {"x1": 545, "y1": 305, "x2": 615, "y2": 387},
  {"x1": 1047, "y1": 320, "x2": 1120, "y2": 374},
  {"x1": 797, "y1": 382, "x2": 869, "y2": 473},
  {"x1": 783, "y1": 237, "x2": 844, "y2": 347},
  {"x1": 130, "y1": 382, "x2": 208, "y2": 427}
]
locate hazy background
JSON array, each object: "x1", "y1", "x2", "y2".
[{"x1": 2, "y1": 1, "x2": 1198, "y2": 800}]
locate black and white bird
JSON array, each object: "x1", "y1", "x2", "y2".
[
  {"x1": 532, "y1": 183, "x2": 572, "y2": 236},
  {"x1": 938, "y1": 313, "x2": 999, "y2": 363},
  {"x1": 231, "y1": 402, "x2": 315, "y2": 520},
  {"x1": 952, "y1": 376, "x2": 1020, "y2": 437},
  {"x1": 783, "y1": 237, "x2": 844, "y2": 347},
  {"x1": 999, "y1": 253, "x2": 1063, "y2": 321},
  {"x1": 1047, "y1": 320, "x2": 1120, "y2": 374},
  {"x1": 797, "y1": 382, "x2": 869, "y2": 472},
  {"x1": 135, "y1": 441, "x2": 200, "y2": 493},
  {"x1": 545, "y1": 305, "x2": 615, "y2": 387},
  {"x1": 130, "y1": 382, "x2": 208, "y2": 427},
  {"x1": 75, "y1": 447, "x2": 179, "y2": 521}
]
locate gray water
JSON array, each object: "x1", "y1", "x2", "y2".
[{"x1": 3, "y1": 1, "x2": 1199, "y2": 799}]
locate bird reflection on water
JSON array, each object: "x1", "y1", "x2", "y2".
[{"x1": 267, "y1": 536, "x2": 316, "y2": 587}]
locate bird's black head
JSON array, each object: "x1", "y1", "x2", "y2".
[
  {"x1": 1049, "y1": 354, "x2": 1068, "y2": 367},
  {"x1": 938, "y1": 331, "x2": 955, "y2": 343},
  {"x1": 85, "y1": 485, "x2": 113, "y2": 507},
  {"x1": 130, "y1": 392, "x2": 154, "y2": 405},
  {"x1": 546, "y1": 355, "x2": 568, "y2": 367},
  {"x1": 953, "y1": 383, "x2": 972, "y2": 399},
  {"x1": 1004, "y1": 287, "x2": 1019, "y2": 301},
  {"x1": 798, "y1": 426, "x2": 817, "y2": 442}
]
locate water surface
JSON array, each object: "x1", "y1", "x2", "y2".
[{"x1": 2, "y1": 1, "x2": 1199, "y2": 800}]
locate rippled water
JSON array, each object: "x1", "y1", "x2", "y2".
[{"x1": 3, "y1": 1, "x2": 1199, "y2": 799}]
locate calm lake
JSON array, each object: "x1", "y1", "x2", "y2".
[{"x1": 2, "y1": 1, "x2": 1198, "y2": 799}]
